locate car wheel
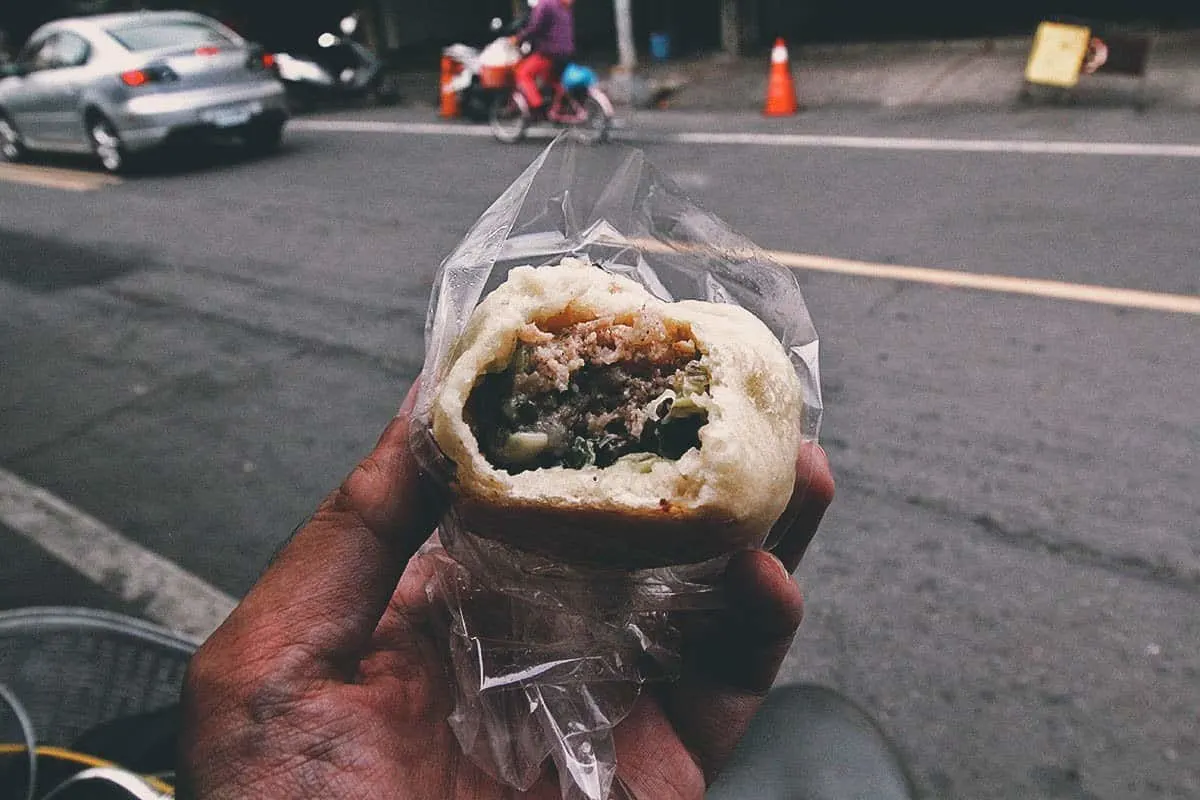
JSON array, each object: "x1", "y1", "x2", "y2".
[
  {"x1": 285, "y1": 84, "x2": 317, "y2": 114},
  {"x1": 0, "y1": 113, "x2": 25, "y2": 163},
  {"x1": 245, "y1": 120, "x2": 284, "y2": 156},
  {"x1": 87, "y1": 115, "x2": 127, "y2": 174}
]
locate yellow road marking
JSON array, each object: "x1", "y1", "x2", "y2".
[
  {"x1": 633, "y1": 238, "x2": 1199, "y2": 314},
  {"x1": 0, "y1": 163, "x2": 120, "y2": 192},
  {"x1": 770, "y1": 250, "x2": 1200, "y2": 315}
]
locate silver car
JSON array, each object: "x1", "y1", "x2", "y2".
[{"x1": 0, "y1": 11, "x2": 288, "y2": 173}]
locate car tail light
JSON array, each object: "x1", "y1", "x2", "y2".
[
  {"x1": 120, "y1": 65, "x2": 178, "y2": 87},
  {"x1": 246, "y1": 46, "x2": 276, "y2": 71},
  {"x1": 195, "y1": 46, "x2": 221, "y2": 56}
]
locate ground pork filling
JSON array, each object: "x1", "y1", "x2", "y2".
[{"x1": 466, "y1": 314, "x2": 711, "y2": 474}]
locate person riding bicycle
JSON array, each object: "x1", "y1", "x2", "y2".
[{"x1": 510, "y1": 0, "x2": 576, "y2": 120}]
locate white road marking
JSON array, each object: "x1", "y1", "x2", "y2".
[
  {"x1": 0, "y1": 467, "x2": 235, "y2": 639},
  {"x1": 770, "y1": 250, "x2": 1200, "y2": 314},
  {"x1": 666, "y1": 132, "x2": 1200, "y2": 157},
  {"x1": 293, "y1": 119, "x2": 496, "y2": 138},
  {"x1": 291, "y1": 118, "x2": 1200, "y2": 158},
  {"x1": 0, "y1": 164, "x2": 120, "y2": 192}
]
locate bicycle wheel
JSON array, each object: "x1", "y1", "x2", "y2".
[
  {"x1": 489, "y1": 92, "x2": 529, "y2": 144},
  {"x1": 570, "y1": 93, "x2": 610, "y2": 146}
]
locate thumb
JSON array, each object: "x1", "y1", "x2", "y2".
[
  {"x1": 658, "y1": 550, "x2": 804, "y2": 783},
  {"x1": 211, "y1": 383, "x2": 445, "y2": 681}
]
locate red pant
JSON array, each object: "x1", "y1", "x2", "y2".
[{"x1": 515, "y1": 53, "x2": 557, "y2": 110}]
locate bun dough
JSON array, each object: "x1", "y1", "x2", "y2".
[{"x1": 431, "y1": 259, "x2": 803, "y2": 568}]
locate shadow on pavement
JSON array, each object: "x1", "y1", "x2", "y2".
[{"x1": 11, "y1": 138, "x2": 307, "y2": 180}]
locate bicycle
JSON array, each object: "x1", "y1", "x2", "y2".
[{"x1": 488, "y1": 62, "x2": 613, "y2": 146}]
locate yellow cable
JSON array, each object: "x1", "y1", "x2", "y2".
[{"x1": 0, "y1": 743, "x2": 173, "y2": 794}]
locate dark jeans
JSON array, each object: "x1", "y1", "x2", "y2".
[{"x1": 709, "y1": 684, "x2": 915, "y2": 800}]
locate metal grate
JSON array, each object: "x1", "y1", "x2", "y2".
[{"x1": 0, "y1": 608, "x2": 197, "y2": 747}]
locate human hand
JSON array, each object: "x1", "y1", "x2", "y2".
[{"x1": 179, "y1": 385, "x2": 834, "y2": 800}]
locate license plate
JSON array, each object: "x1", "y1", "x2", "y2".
[{"x1": 203, "y1": 101, "x2": 262, "y2": 128}]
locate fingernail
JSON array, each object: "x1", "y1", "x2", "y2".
[
  {"x1": 814, "y1": 443, "x2": 830, "y2": 472},
  {"x1": 397, "y1": 379, "x2": 422, "y2": 418},
  {"x1": 769, "y1": 552, "x2": 793, "y2": 582},
  {"x1": 789, "y1": 442, "x2": 821, "y2": 507}
]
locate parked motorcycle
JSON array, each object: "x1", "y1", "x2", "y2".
[
  {"x1": 274, "y1": 14, "x2": 399, "y2": 112},
  {"x1": 442, "y1": 16, "x2": 523, "y2": 123}
]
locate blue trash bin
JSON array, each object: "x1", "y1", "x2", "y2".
[{"x1": 650, "y1": 32, "x2": 671, "y2": 61}]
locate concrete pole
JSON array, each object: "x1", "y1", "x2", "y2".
[
  {"x1": 720, "y1": 0, "x2": 742, "y2": 57},
  {"x1": 743, "y1": 0, "x2": 760, "y2": 48},
  {"x1": 614, "y1": 0, "x2": 637, "y2": 70}
]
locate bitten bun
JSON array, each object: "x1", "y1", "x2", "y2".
[{"x1": 431, "y1": 259, "x2": 803, "y2": 568}]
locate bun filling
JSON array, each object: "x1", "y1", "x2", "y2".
[{"x1": 465, "y1": 313, "x2": 712, "y2": 474}]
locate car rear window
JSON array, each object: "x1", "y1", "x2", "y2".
[{"x1": 106, "y1": 21, "x2": 234, "y2": 52}]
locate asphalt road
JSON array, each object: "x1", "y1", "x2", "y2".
[{"x1": 1, "y1": 106, "x2": 1197, "y2": 799}]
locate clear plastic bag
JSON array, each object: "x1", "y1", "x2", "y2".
[{"x1": 411, "y1": 137, "x2": 822, "y2": 800}]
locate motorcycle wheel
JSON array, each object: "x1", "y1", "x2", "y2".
[
  {"x1": 462, "y1": 87, "x2": 492, "y2": 123},
  {"x1": 368, "y1": 73, "x2": 402, "y2": 107},
  {"x1": 489, "y1": 92, "x2": 529, "y2": 144},
  {"x1": 570, "y1": 93, "x2": 610, "y2": 146},
  {"x1": 285, "y1": 84, "x2": 317, "y2": 114}
]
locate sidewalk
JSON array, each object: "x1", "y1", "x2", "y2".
[
  {"x1": 394, "y1": 30, "x2": 1200, "y2": 114},
  {"x1": 628, "y1": 31, "x2": 1200, "y2": 112},
  {"x1": 398, "y1": 31, "x2": 1200, "y2": 115}
]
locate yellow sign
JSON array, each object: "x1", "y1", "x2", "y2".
[{"x1": 1025, "y1": 22, "x2": 1091, "y2": 88}]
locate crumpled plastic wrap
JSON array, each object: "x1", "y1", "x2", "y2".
[{"x1": 410, "y1": 137, "x2": 822, "y2": 800}]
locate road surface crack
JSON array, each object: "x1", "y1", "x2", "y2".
[
  {"x1": 102, "y1": 287, "x2": 417, "y2": 376},
  {"x1": 4, "y1": 375, "x2": 193, "y2": 465},
  {"x1": 963, "y1": 509, "x2": 1200, "y2": 595},
  {"x1": 841, "y1": 472, "x2": 1200, "y2": 595}
]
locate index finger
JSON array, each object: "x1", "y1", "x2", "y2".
[{"x1": 212, "y1": 383, "x2": 446, "y2": 679}]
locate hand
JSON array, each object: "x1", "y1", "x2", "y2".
[{"x1": 179, "y1": 386, "x2": 834, "y2": 800}]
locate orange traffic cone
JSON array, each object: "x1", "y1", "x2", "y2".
[
  {"x1": 764, "y1": 38, "x2": 799, "y2": 117},
  {"x1": 440, "y1": 55, "x2": 461, "y2": 119}
]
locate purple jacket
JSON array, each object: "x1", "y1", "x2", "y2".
[{"x1": 519, "y1": 0, "x2": 575, "y2": 59}]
